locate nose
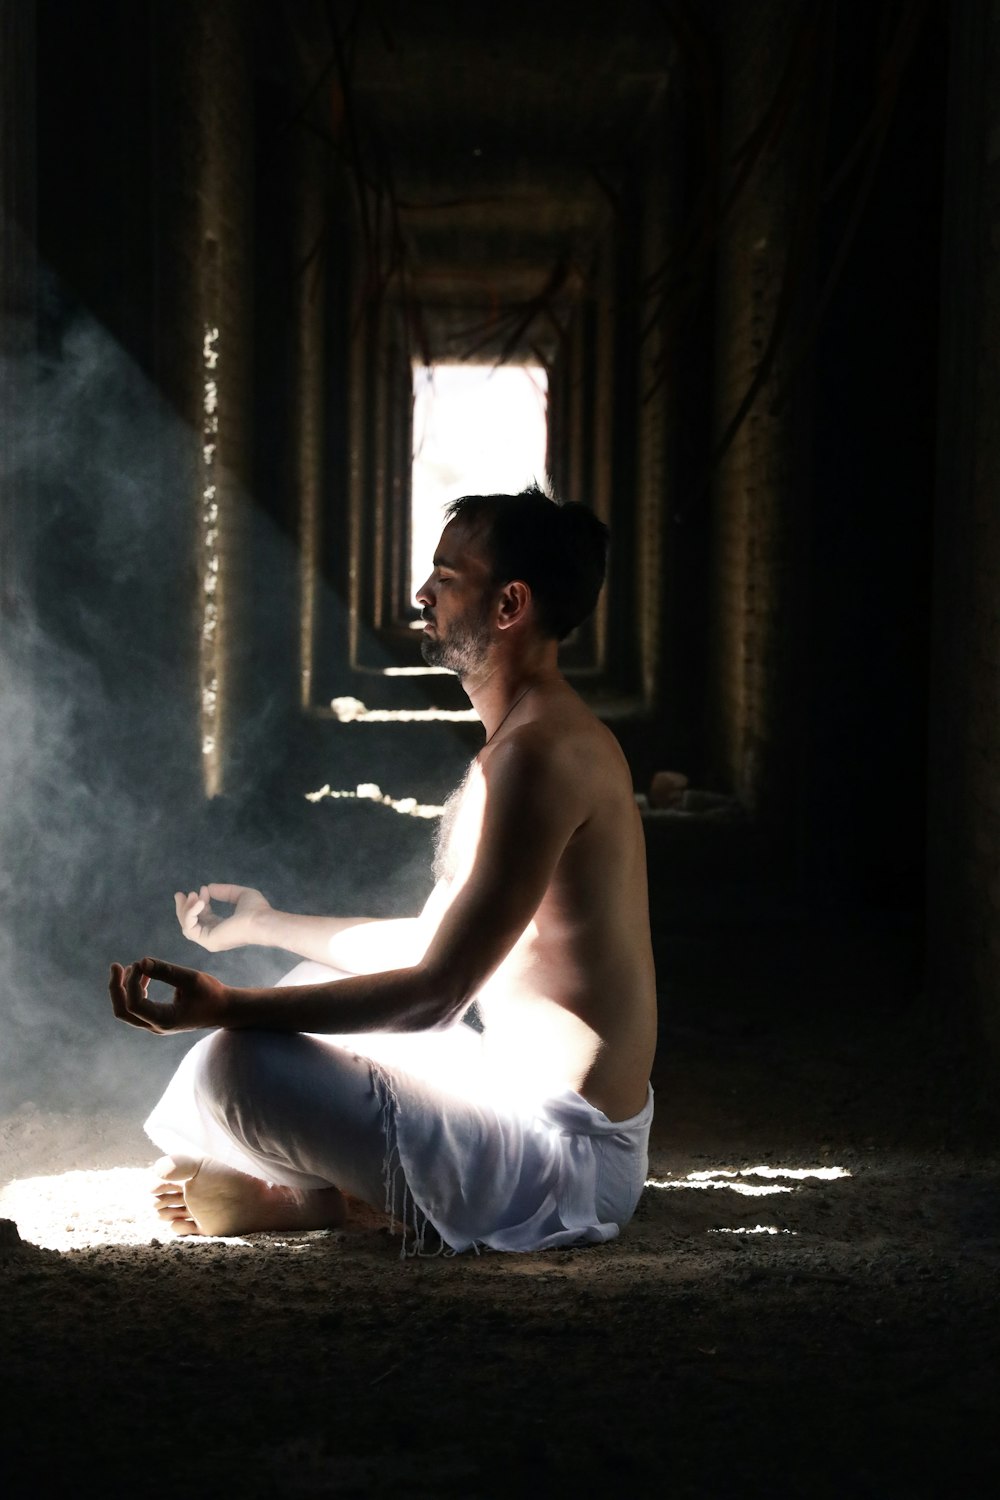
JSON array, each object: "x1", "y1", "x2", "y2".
[{"x1": 415, "y1": 574, "x2": 434, "y2": 608}]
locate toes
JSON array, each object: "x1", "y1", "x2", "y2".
[
  {"x1": 167, "y1": 1216, "x2": 200, "y2": 1237},
  {"x1": 152, "y1": 1155, "x2": 203, "y2": 1186},
  {"x1": 146, "y1": 1156, "x2": 214, "y2": 1236},
  {"x1": 150, "y1": 1185, "x2": 186, "y2": 1205},
  {"x1": 154, "y1": 1197, "x2": 188, "y2": 1216},
  {"x1": 154, "y1": 1200, "x2": 191, "y2": 1224}
]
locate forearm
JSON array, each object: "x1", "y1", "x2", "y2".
[
  {"x1": 222, "y1": 964, "x2": 459, "y2": 1035},
  {"x1": 248, "y1": 909, "x2": 380, "y2": 967}
]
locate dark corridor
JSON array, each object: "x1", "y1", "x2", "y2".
[{"x1": 2, "y1": 2, "x2": 999, "y2": 1495}]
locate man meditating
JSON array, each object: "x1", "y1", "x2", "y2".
[{"x1": 109, "y1": 486, "x2": 657, "y2": 1252}]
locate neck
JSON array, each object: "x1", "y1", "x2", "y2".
[{"x1": 463, "y1": 642, "x2": 561, "y2": 742}]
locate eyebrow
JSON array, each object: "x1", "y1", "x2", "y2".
[{"x1": 432, "y1": 553, "x2": 457, "y2": 570}]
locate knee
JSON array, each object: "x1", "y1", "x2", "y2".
[
  {"x1": 189, "y1": 1030, "x2": 304, "y2": 1154},
  {"x1": 194, "y1": 1029, "x2": 291, "y2": 1116}
]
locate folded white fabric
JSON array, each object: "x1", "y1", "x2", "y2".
[{"x1": 145, "y1": 957, "x2": 653, "y2": 1255}]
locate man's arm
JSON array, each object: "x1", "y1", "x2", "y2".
[
  {"x1": 113, "y1": 736, "x2": 584, "y2": 1036},
  {"x1": 175, "y1": 884, "x2": 422, "y2": 971},
  {"x1": 246, "y1": 907, "x2": 428, "y2": 972}
]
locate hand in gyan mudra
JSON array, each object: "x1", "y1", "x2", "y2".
[
  {"x1": 174, "y1": 883, "x2": 271, "y2": 952},
  {"x1": 108, "y1": 958, "x2": 227, "y2": 1034}
]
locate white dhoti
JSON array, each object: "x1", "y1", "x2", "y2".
[{"x1": 145, "y1": 961, "x2": 653, "y2": 1255}]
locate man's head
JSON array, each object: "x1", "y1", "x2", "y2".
[
  {"x1": 416, "y1": 484, "x2": 609, "y2": 675},
  {"x1": 441, "y1": 484, "x2": 609, "y2": 642}
]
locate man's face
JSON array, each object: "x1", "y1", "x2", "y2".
[{"x1": 415, "y1": 520, "x2": 497, "y2": 677}]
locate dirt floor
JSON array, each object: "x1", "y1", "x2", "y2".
[{"x1": 1, "y1": 937, "x2": 999, "y2": 1499}]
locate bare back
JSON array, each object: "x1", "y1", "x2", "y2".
[{"x1": 423, "y1": 680, "x2": 657, "y2": 1120}]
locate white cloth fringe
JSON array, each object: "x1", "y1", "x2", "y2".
[{"x1": 370, "y1": 1062, "x2": 447, "y2": 1259}]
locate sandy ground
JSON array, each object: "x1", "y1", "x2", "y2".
[{"x1": 1, "y1": 996, "x2": 998, "y2": 1499}]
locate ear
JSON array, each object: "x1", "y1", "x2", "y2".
[{"x1": 495, "y1": 579, "x2": 532, "y2": 632}]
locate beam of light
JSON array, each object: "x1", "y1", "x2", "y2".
[
  {"x1": 304, "y1": 781, "x2": 444, "y2": 818},
  {"x1": 327, "y1": 694, "x2": 478, "y2": 725},
  {"x1": 410, "y1": 362, "x2": 548, "y2": 603}
]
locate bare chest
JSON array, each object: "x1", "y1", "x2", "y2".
[{"x1": 433, "y1": 770, "x2": 484, "y2": 885}]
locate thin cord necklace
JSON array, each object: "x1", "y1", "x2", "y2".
[{"x1": 483, "y1": 684, "x2": 535, "y2": 747}]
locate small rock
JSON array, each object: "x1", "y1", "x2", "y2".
[
  {"x1": 649, "y1": 771, "x2": 688, "y2": 808},
  {"x1": 0, "y1": 1218, "x2": 23, "y2": 1250}
]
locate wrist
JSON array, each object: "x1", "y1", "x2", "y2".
[
  {"x1": 248, "y1": 905, "x2": 281, "y2": 947},
  {"x1": 218, "y1": 984, "x2": 249, "y2": 1027}
]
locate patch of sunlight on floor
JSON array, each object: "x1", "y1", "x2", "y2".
[
  {"x1": 646, "y1": 1176, "x2": 791, "y2": 1197},
  {"x1": 645, "y1": 1164, "x2": 852, "y2": 1194},
  {"x1": 707, "y1": 1225, "x2": 796, "y2": 1236},
  {"x1": 704, "y1": 1165, "x2": 851, "y2": 1181},
  {"x1": 0, "y1": 1167, "x2": 248, "y2": 1251},
  {"x1": 641, "y1": 1166, "x2": 851, "y2": 1237}
]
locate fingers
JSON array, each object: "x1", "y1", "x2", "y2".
[
  {"x1": 176, "y1": 889, "x2": 212, "y2": 945},
  {"x1": 126, "y1": 961, "x2": 175, "y2": 1033},
  {"x1": 204, "y1": 882, "x2": 256, "y2": 905},
  {"x1": 175, "y1": 884, "x2": 243, "y2": 898},
  {"x1": 126, "y1": 962, "x2": 152, "y2": 1012},
  {"x1": 108, "y1": 963, "x2": 159, "y2": 1033},
  {"x1": 175, "y1": 891, "x2": 197, "y2": 938},
  {"x1": 137, "y1": 955, "x2": 198, "y2": 987}
]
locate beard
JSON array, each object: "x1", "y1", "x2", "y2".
[{"x1": 420, "y1": 599, "x2": 492, "y2": 677}]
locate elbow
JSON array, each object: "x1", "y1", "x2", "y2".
[
  {"x1": 411, "y1": 962, "x2": 474, "y2": 1031},
  {"x1": 427, "y1": 999, "x2": 471, "y2": 1032}
]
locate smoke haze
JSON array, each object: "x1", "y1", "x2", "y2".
[{"x1": 1, "y1": 284, "x2": 468, "y2": 1121}]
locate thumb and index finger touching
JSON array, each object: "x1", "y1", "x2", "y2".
[
  {"x1": 114, "y1": 885, "x2": 240, "y2": 1021},
  {"x1": 175, "y1": 882, "x2": 254, "y2": 906},
  {"x1": 135, "y1": 955, "x2": 198, "y2": 987},
  {"x1": 108, "y1": 955, "x2": 194, "y2": 987}
]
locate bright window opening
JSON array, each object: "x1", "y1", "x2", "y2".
[{"x1": 410, "y1": 362, "x2": 548, "y2": 606}]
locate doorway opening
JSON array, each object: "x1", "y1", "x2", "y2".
[{"x1": 409, "y1": 362, "x2": 548, "y2": 605}]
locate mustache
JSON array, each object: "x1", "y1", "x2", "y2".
[{"x1": 421, "y1": 608, "x2": 435, "y2": 623}]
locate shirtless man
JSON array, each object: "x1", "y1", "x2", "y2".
[{"x1": 109, "y1": 486, "x2": 657, "y2": 1249}]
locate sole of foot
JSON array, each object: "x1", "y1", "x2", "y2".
[{"x1": 151, "y1": 1155, "x2": 348, "y2": 1237}]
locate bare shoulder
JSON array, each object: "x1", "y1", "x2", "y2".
[{"x1": 480, "y1": 687, "x2": 634, "y2": 813}]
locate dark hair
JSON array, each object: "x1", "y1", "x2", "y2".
[{"x1": 444, "y1": 484, "x2": 609, "y2": 641}]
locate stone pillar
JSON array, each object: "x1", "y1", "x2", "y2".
[
  {"x1": 152, "y1": 0, "x2": 254, "y2": 796},
  {"x1": 706, "y1": 0, "x2": 810, "y2": 832}
]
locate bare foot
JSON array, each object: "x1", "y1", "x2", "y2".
[{"x1": 151, "y1": 1155, "x2": 349, "y2": 1237}]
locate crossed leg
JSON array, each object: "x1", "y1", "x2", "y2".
[{"x1": 145, "y1": 1030, "x2": 391, "y2": 1237}]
